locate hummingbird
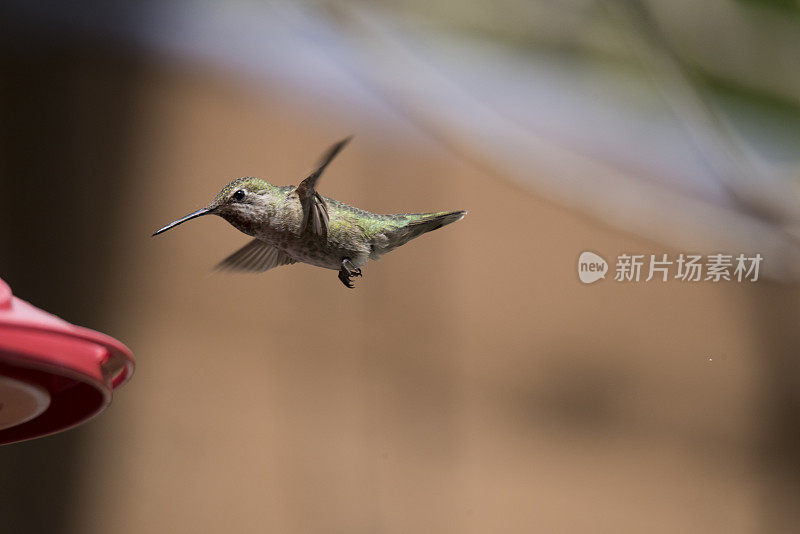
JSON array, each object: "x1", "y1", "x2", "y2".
[{"x1": 152, "y1": 138, "x2": 466, "y2": 288}]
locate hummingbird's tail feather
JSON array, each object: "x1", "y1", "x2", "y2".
[
  {"x1": 409, "y1": 210, "x2": 467, "y2": 232},
  {"x1": 372, "y1": 210, "x2": 466, "y2": 258}
]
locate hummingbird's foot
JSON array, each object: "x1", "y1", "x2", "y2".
[
  {"x1": 342, "y1": 259, "x2": 362, "y2": 277},
  {"x1": 338, "y1": 270, "x2": 355, "y2": 288},
  {"x1": 338, "y1": 258, "x2": 363, "y2": 288}
]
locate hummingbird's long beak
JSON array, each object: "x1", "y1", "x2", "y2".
[{"x1": 152, "y1": 207, "x2": 213, "y2": 236}]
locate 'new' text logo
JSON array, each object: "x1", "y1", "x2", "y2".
[{"x1": 578, "y1": 251, "x2": 608, "y2": 284}]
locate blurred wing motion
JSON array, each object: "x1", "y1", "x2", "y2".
[
  {"x1": 296, "y1": 136, "x2": 352, "y2": 236},
  {"x1": 215, "y1": 239, "x2": 296, "y2": 273}
]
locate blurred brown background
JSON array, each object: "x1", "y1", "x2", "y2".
[{"x1": 2, "y1": 1, "x2": 800, "y2": 533}]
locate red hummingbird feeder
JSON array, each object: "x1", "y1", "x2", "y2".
[{"x1": 0, "y1": 277, "x2": 134, "y2": 445}]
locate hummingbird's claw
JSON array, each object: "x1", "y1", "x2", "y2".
[
  {"x1": 338, "y1": 270, "x2": 355, "y2": 289},
  {"x1": 339, "y1": 258, "x2": 362, "y2": 288}
]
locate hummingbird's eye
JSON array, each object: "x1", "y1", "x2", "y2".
[{"x1": 232, "y1": 189, "x2": 246, "y2": 202}]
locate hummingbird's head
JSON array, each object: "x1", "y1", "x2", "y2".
[{"x1": 152, "y1": 177, "x2": 272, "y2": 237}]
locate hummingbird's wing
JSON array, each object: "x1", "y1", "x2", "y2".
[
  {"x1": 214, "y1": 239, "x2": 296, "y2": 273},
  {"x1": 296, "y1": 137, "x2": 352, "y2": 237}
]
